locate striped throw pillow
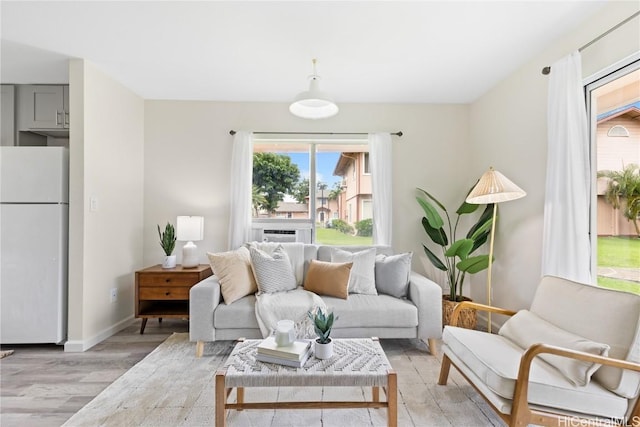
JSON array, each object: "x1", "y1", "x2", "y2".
[{"x1": 249, "y1": 245, "x2": 297, "y2": 293}]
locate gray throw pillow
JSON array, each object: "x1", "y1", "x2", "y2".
[
  {"x1": 249, "y1": 245, "x2": 297, "y2": 293},
  {"x1": 374, "y1": 252, "x2": 413, "y2": 298}
]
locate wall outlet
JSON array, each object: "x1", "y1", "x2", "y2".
[{"x1": 110, "y1": 287, "x2": 117, "y2": 303}]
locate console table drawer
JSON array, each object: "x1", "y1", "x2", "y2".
[
  {"x1": 139, "y1": 286, "x2": 190, "y2": 300},
  {"x1": 138, "y1": 273, "x2": 199, "y2": 287}
]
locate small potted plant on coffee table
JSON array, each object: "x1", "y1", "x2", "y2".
[{"x1": 308, "y1": 308, "x2": 337, "y2": 359}]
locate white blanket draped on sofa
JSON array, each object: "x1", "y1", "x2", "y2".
[{"x1": 255, "y1": 288, "x2": 327, "y2": 338}]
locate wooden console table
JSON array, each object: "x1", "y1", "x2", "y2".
[{"x1": 135, "y1": 264, "x2": 212, "y2": 334}]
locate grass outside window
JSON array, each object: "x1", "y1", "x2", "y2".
[{"x1": 597, "y1": 236, "x2": 640, "y2": 295}]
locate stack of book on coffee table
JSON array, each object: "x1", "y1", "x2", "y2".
[{"x1": 256, "y1": 337, "x2": 312, "y2": 368}]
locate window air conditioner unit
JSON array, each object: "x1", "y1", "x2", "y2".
[{"x1": 251, "y1": 220, "x2": 312, "y2": 244}]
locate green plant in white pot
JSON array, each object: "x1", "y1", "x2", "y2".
[
  {"x1": 157, "y1": 222, "x2": 177, "y2": 269},
  {"x1": 308, "y1": 308, "x2": 337, "y2": 359}
]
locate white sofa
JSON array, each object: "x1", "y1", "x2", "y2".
[
  {"x1": 439, "y1": 276, "x2": 640, "y2": 426},
  {"x1": 190, "y1": 244, "x2": 443, "y2": 356}
]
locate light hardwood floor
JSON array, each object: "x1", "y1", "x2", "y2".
[{"x1": 1, "y1": 318, "x2": 188, "y2": 427}]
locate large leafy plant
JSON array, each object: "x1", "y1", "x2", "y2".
[{"x1": 416, "y1": 188, "x2": 494, "y2": 302}]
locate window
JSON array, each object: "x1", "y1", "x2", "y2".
[
  {"x1": 586, "y1": 61, "x2": 639, "y2": 295},
  {"x1": 607, "y1": 125, "x2": 630, "y2": 137},
  {"x1": 252, "y1": 138, "x2": 372, "y2": 245},
  {"x1": 363, "y1": 152, "x2": 370, "y2": 174}
]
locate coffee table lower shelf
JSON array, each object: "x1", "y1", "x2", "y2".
[{"x1": 214, "y1": 338, "x2": 397, "y2": 427}]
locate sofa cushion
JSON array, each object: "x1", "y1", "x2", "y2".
[
  {"x1": 331, "y1": 247, "x2": 377, "y2": 295},
  {"x1": 375, "y1": 252, "x2": 412, "y2": 299},
  {"x1": 317, "y1": 245, "x2": 393, "y2": 262},
  {"x1": 530, "y1": 276, "x2": 640, "y2": 399},
  {"x1": 303, "y1": 260, "x2": 352, "y2": 299},
  {"x1": 207, "y1": 247, "x2": 257, "y2": 305},
  {"x1": 443, "y1": 326, "x2": 628, "y2": 419},
  {"x1": 499, "y1": 310, "x2": 610, "y2": 386},
  {"x1": 323, "y1": 294, "x2": 418, "y2": 329},
  {"x1": 249, "y1": 245, "x2": 297, "y2": 293},
  {"x1": 214, "y1": 294, "x2": 260, "y2": 329}
]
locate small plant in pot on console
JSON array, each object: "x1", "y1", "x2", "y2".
[
  {"x1": 158, "y1": 222, "x2": 177, "y2": 269},
  {"x1": 308, "y1": 308, "x2": 337, "y2": 359}
]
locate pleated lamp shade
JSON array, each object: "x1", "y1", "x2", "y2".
[{"x1": 466, "y1": 167, "x2": 526, "y2": 204}]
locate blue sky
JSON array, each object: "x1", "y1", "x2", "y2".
[{"x1": 288, "y1": 152, "x2": 341, "y2": 187}]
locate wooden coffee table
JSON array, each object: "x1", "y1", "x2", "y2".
[{"x1": 215, "y1": 337, "x2": 397, "y2": 427}]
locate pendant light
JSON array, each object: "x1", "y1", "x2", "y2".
[{"x1": 289, "y1": 59, "x2": 339, "y2": 120}]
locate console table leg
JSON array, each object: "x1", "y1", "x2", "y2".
[
  {"x1": 139, "y1": 318, "x2": 147, "y2": 335},
  {"x1": 215, "y1": 370, "x2": 226, "y2": 427},
  {"x1": 388, "y1": 370, "x2": 397, "y2": 427}
]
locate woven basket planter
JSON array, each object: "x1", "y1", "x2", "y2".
[{"x1": 442, "y1": 296, "x2": 477, "y2": 330}]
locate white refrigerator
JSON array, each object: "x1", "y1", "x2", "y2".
[{"x1": 1, "y1": 146, "x2": 69, "y2": 344}]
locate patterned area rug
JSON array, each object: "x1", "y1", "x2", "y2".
[
  {"x1": 63, "y1": 333, "x2": 502, "y2": 426},
  {"x1": 0, "y1": 350, "x2": 14, "y2": 359}
]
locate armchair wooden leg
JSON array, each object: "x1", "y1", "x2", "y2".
[
  {"x1": 196, "y1": 341, "x2": 204, "y2": 358},
  {"x1": 438, "y1": 354, "x2": 452, "y2": 385}
]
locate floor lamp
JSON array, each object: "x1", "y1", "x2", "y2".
[{"x1": 466, "y1": 167, "x2": 526, "y2": 333}]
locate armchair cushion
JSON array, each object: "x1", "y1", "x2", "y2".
[
  {"x1": 530, "y1": 276, "x2": 640, "y2": 399},
  {"x1": 442, "y1": 326, "x2": 628, "y2": 419},
  {"x1": 499, "y1": 310, "x2": 610, "y2": 386}
]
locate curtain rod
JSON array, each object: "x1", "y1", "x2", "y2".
[
  {"x1": 542, "y1": 11, "x2": 640, "y2": 75},
  {"x1": 229, "y1": 130, "x2": 403, "y2": 137}
]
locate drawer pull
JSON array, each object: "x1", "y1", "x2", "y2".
[
  {"x1": 165, "y1": 278, "x2": 171, "y2": 283},
  {"x1": 165, "y1": 291, "x2": 170, "y2": 296}
]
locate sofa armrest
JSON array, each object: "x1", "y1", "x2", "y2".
[
  {"x1": 189, "y1": 275, "x2": 221, "y2": 343},
  {"x1": 511, "y1": 343, "x2": 640, "y2": 425},
  {"x1": 408, "y1": 271, "x2": 443, "y2": 340}
]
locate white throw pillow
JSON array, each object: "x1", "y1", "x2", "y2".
[
  {"x1": 249, "y1": 245, "x2": 297, "y2": 293},
  {"x1": 499, "y1": 310, "x2": 610, "y2": 386},
  {"x1": 330, "y1": 247, "x2": 377, "y2": 295}
]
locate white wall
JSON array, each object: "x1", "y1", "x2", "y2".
[
  {"x1": 468, "y1": 2, "x2": 640, "y2": 323},
  {"x1": 143, "y1": 101, "x2": 469, "y2": 286},
  {"x1": 66, "y1": 59, "x2": 144, "y2": 351}
]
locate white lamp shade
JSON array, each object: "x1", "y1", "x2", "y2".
[
  {"x1": 466, "y1": 168, "x2": 526, "y2": 204},
  {"x1": 176, "y1": 216, "x2": 204, "y2": 241},
  {"x1": 289, "y1": 78, "x2": 339, "y2": 119}
]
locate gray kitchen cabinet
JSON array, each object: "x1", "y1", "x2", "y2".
[
  {"x1": 1, "y1": 85, "x2": 16, "y2": 146},
  {"x1": 18, "y1": 85, "x2": 69, "y2": 131}
]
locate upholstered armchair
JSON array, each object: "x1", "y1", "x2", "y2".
[{"x1": 438, "y1": 276, "x2": 640, "y2": 427}]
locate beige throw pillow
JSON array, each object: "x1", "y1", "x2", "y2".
[
  {"x1": 303, "y1": 260, "x2": 352, "y2": 299},
  {"x1": 207, "y1": 247, "x2": 257, "y2": 305},
  {"x1": 499, "y1": 310, "x2": 610, "y2": 386}
]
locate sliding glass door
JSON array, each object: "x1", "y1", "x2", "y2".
[{"x1": 586, "y1": 60, "x2": 640, "y2": 294}]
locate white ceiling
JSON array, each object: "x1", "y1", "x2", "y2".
[{"x1": 1, "y1": 1, "x2": 608, "y2": 103}]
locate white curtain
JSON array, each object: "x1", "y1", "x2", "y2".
[
  {"x1": 369, "y1": 132, "x2": 393, "y2": 246},
  {"x1": 228, "y1": 131, "x2": 253, "y2": 250},
  {"x1": 542, "y1": 51, "x2": 591, "y2": 284}
]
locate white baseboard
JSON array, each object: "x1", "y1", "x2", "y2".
[{"x1": 64, "y1": 315, "x2": 135, "y2": 352}]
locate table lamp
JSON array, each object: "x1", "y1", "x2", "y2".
[
  {"x1": 177, "y1": 216, "x2": 204, "y2": 268},
  {"x1": 466, "y1": 167, "x2": 526, "y2": 333}
]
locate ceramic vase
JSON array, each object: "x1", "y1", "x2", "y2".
[
  {"x1": 314, "y1": 339, "x2": 333, "y2": 359},
  {"x1": 162, "y1": 255, "x2": 177, "y2": 269}
]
